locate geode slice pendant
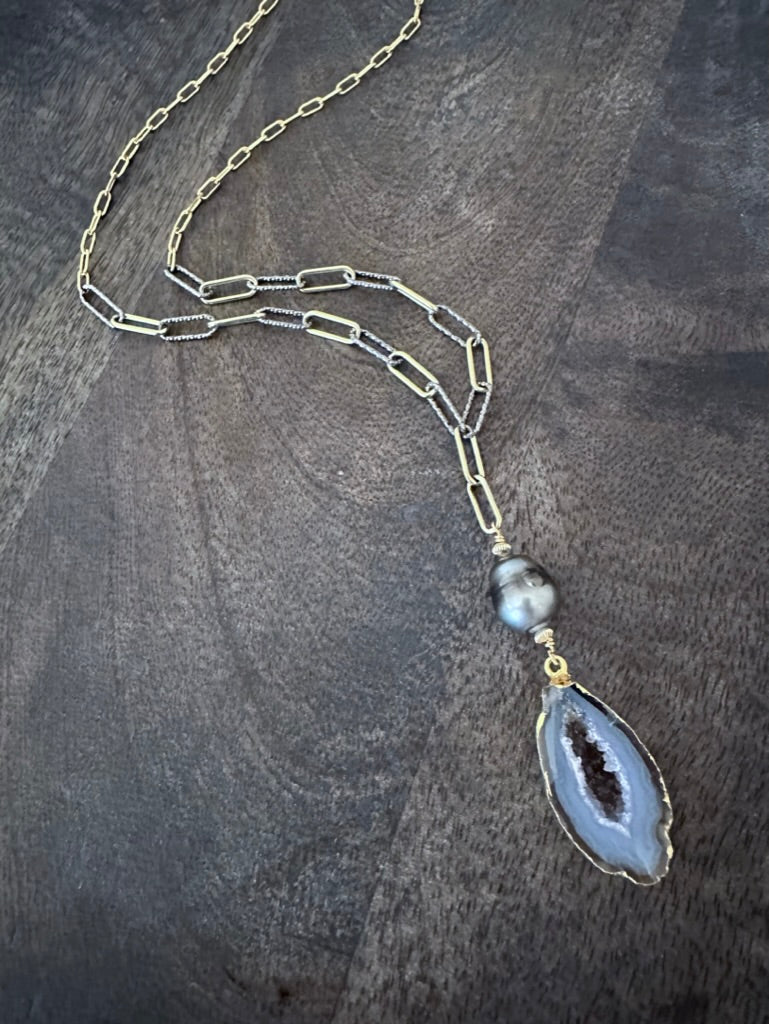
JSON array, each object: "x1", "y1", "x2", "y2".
[
  {"x1": 536, "y1": 682, "x2": 673, "y2": 885},
  {"x1": 486, "y1": 551, "x2": 672, "y2": 882}
]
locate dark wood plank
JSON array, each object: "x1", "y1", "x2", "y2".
[
  {"x1": 1, "y1": 0, "x2": 765, "y2": 1021},
  {"x1": 333, "y1": 1, "x2": 769, "y2": 1022}
]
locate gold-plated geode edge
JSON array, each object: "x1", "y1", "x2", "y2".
[{"x1": 535, "y1": 681, "x2": 674, "y2": 886}]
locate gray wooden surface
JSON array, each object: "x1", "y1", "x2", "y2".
[{"x1": 1, "y1": 0, "x2": 767, "y2": 1021}]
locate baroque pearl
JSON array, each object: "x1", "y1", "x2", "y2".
[{"x1": 488, "y1": 554, "x2": 559, "y2": 634}]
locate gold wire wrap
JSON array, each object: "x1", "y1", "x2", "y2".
[{"x1": 534, "y1": 628, "x2": 573, "y2": 687}]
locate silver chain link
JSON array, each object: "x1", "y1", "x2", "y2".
[{"x1": 76, "y1": 0, "x2": 510, "y2": 546}]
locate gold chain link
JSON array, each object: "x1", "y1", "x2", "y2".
[
  {"x1": 76, "y1": 0, "x2": 514, "y2": 549},
  {"x1": 77, "y1": 0, "x2": 423, "y2": 296},
  {"x1": 453, "y1": 426, "x2": 510, "y2": 549}
]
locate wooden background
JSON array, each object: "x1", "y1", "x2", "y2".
[{"x1": 1, "y1": 0, "x2": 767, "y2": 1021}]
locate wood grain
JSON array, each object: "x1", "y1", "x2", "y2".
[{"x1": 0, "y1": 0, "x2": 766, "y2": 1022}]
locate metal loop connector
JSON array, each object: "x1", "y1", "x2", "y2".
[
  {"x1": 176, "y1": 79, "x2": 201, "y2": 104},
  {"x1": 353, "y1": 269, "x2": 396, "y2": 290},
  {"x1": 260, "y1": 118, "x2": 287, "y2": 142},
  {"x1": 544, "y1": 655, "x2": 570, "y2": 681},
  {"x1": 402, "y1": 15, "x2": 421, "y2": 38},
  {"x1": 425, "y1": 383, "x2": 464, "y2": 434},
  {"x1": 298, "y1": 96, "x2": 325, "y2": 117},
  {"x1": 369, "y1": 44, "x2": 394, "y2": 69},
  {"x1": 453, "y1": 426, "x2": 486, "y2": 484},
  {"x1": 79, "y1": 284, "x2": 125, "y2": 329},
  {"x1": 110, "y1": 312, "x2": 165, "y2": 337},
  {"x1": 197, "y1": 174, "x2": 224, "y2": 201},
  {"x1": 296, "y1": 265, "x2": 356, "y2": 293},
  {"x1": 461, "y1": 386, "x2": 493, "y2": 437},
  {"x1": 199, "y1": 274, "x2": 259, "y2": 305},
  {"x1": 227, "y1": 146, "x2": 253, "y2": 171},
  {"x1": 389, "y1": 278, "x2": 439, "y2": 314},
  {"x1": 207, "y1": 51, "x2": 228, "y2": 75},
  {"x1": 387, "y1": 350, "x2": 439, "y2": 398},
  {"x1": 258, "y1": 307, "x2": 306, "y2": 330},
  {"x1": 429, "y1": 304, "x2": 482, "y2": 347},
  {"x1": 164, "y1": 264, "x2": 205, "y2": 298},
  {"x1": 534, "y1": 630, "x2": 573, "y2": 688},
  {"x1": 147, "y1": 106, "x2": 170, "y2": 131},
  {"x1": 213, "y1": 310, "x2": 267, "y2": 329},
  {"x1": 337, "y1": 72, "x2": 362, "y2": 94},
  {"x1": 92, "y1": 189, "x2": 112, "y2": 217},
  {"x1": 465, "y1": 335, "x2": 493, "y2": 392},
  {"x1": 466, "y1": 475, "x2": 503, "y2": 534},
  {"x1": 158, "y1": 313, "x2": 218, "y2": 341},
  {"x1": 357, "y1": 327, "x2": 396, "y2": 364},
  {"x1": 303, "y1": 310, "x2": 360, "y2": 344}
]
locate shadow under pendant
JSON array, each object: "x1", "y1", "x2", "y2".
[{"x1": 489, "y1": 552, "x2": 673, "y2": 884}]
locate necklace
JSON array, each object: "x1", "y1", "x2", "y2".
[{"x1": 77, "y1": 0, "x2": 673, "y2": 885}]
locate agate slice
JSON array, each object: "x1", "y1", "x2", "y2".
[{"x1": 536, "y1": 683, "x2": 673, "y2": 884}]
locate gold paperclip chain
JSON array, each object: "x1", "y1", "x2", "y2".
[
  {"x1": 77, "y1": 0, "x2": 514, "y2": 550},
  {"x1": 77, "y1": 0, "x2": 424, "y2": 301}
]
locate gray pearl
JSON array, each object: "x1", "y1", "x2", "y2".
[{"x1": 488, "y1": 554, "x2": 560, "y2": 634}]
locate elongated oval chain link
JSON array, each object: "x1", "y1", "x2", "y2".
[
  {"x1": 76, "y1": 0, "x2": 510, "y2": 548},
  {"x1": 77, "y1": 0, "x2": 422, "y2": 299}
]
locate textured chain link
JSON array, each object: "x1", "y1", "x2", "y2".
[
  {"x1": 76, "y1": 0, "x2": 509, "y2": 545},
  {"x1": 77, "y1": 0, "x2": 422, "y2": 299}
]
